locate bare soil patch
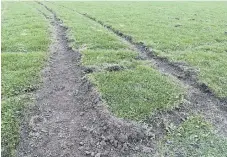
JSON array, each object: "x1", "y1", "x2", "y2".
[{"x1": 17, "y1": 4, "x2": 159, "y2": 157}]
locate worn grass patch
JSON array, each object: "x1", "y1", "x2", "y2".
[
  {"x1": 160, "y1": 116, "x2": 227, "y2": 157},
  {"x1": 1, "y1": 52, "x2": 47, "y2": 156},
  {"x1": 89, "y1": 65, "x2": 183, "y2": 120}
]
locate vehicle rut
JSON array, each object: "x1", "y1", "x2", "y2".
[
  {"x1": 44, "y1": 1, "x2": 227, "y2": 138},
  {"x1": 17, "y1": 3, "x2": 166, "y2": 157},
  {"x1": 80, "y1": 12, "x2": 227, "y2": 137}
]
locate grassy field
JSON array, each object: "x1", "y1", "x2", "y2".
[
  {"x1": 160, "y1": 116, "x2": 227, "y2": 156},
  {"x1": 43, "y1": 2, "x2": 184, "y2": 121},
  {"x1": 55, "y1": 1, "x2": 227, "y2": 98},
  {"x1": 2, "y1": 1, "x2": 227, "y2": 156},
  {"x1": 42, "y1": 2, "x2": 227, "y2": 155},
  {"x1": 1, "y1": 2, "x2": 49, "y2": 156}
]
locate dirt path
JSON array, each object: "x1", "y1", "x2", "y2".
[
  {"x1": 17, "y1": 4, "x2": 158, "y2": 157},
  {"x1": 44, "y1": 2, "x2": 227, "y2": 138},
  {"x1": 77, "y1": 11, "x2": 227, "y2": 137},
  {"x1": 17, "y1": 2, "x2": 227, "y2": 157}
]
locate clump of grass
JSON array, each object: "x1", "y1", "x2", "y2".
[
  {"x1": 159, "y1": 116, "x2": 227, "y2": 157},
  {"x1": 89, "y1": 65, "x2": 184, "y2": 120}
]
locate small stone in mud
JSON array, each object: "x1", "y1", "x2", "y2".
[
  {"x1": 82, "y1": 126, "x2": 88, "y2": 132},
  {"x1": 79, "y1": 142, "x2": 84, "y2": 146},
  {"x1": 78, "y1": 146, "x2": 84, "y2": 151},
  {"x1": 103, "y1": 150, "x2": 110, "y2": 156},
  {"x1": 225, "y1": 31, "x2": 227, "y2": 34},
  {"x1": 142, "y1": 146, "x2": 153, "y2": 153},
  {"x1": 91, "y1": 152, "x2": 95, "y2": 156},
  {"x1": 95, "y1": 153, "x2": 101, "y2": 157},
  {"x1": 118, "y1": 133, "x2": 128, "y2": 143},
  {"x1": 29, "y1": 115, "x2": 44, "y2": 127},
  {"x1": 175, "y1": 17, "x2": 180, "y2": 20},
  {"x1": 101, "y1": 135, "x2": 106, "y2": 140},
  {"x1": 100, "y1": 140, "x2": 106, "y2": 147},
  {"x1": 80, "y1": 112, "x2": 85, "y2": 116},
  {"x1": 85, "y1": 151, "x2": 91, "y2": 155},
  {"x1": 93, "y1": 97, "x2": 100, "y2": 104},
  {"x1": 113, "y1": 140, "x2": 118, "y2": 147},
  {"x1": 134, "y1": 146, "x2": 140, "y2": 151},
  {"x1": 103, "y1": 126, "x2": 108, "y2": 131},
  {"x1": 122, "y1": 143, "x2": 129, "y2": 151},
  {"x1": 117, "y1": 143, "x2": 122, "y2": 149}
]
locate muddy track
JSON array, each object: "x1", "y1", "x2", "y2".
[
  {"x1": 79, "y1": 14, "x2": 227, "y2": 136},
  {"x1": 44, "y1": 2, "x2": 227, "y2": 137},
  {"x1": 47, "y1": 2, "x2": 227, "y2": 103},
  {"x1": 80, "y1": 14, "x2": 227, "y2": 102},
  {"x1": 80, "y1": 13, "x2": 227, "y2": 136},
  {"x1": 17, "y1": 3, "x2": 165, "y2": 157},
  {"x1": 17, "y1": 2, "x2": 227, "y2": 157}
]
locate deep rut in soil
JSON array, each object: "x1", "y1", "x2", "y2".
[
  {"x1": 17, "y1": 3, "x2": 162, "y2": 157},
  {"x1": 77, "y1": 11, "x2": 227, "y2": 137},
  {"x1": 45, "y1": 2, "x2": 227, "y2": 137}
]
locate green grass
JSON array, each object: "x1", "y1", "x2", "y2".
[
  {"x1": 1, "y1": 2, "x2": 50, "y2": 52},
  {"x1": 3, "y1": 2, "x2": 226, "y2": 156},
  {"x1": 44, "y1": 2, "x2": 184, "y2": 120},
  {"x1": 81, "y1": 49, "x2": 137, "y2": 66},
  {"x1": 1, "y1": 2, "x2": 49, "y2": 156},
  {"x1": 89, "y1": 65, "x2": 183, "y2": 120},
  {"x1": 55, "y1": 1, "x2": 227, "y2": 98},
  {"x1": 1, "y1": 52, "x2": 46, "y2": 98},
  {"x1": 1, "y1": 95, "x2": 31, "y2": 157},
  {"x1": 160, "y1": 116, "x2": 227, "y2": 157}
]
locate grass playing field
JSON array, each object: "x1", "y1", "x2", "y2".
[{"x1": 1, "y1": 1, "x2": 227, "y2": 156}]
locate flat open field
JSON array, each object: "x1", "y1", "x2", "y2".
[{"x1": 1, "y1": 1, "x2": 227, "y2": 157}]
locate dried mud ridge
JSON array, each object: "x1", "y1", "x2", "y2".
[{"x1": 17, "y1": 3, "x2": 163, "y2": 157}]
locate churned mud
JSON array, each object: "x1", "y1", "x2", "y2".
[
  {"x1": 76, "y1": 12, "x2": 227, "y2": 137},
  {"x1": 45, "y1": 2, "x2": 227, "y2": 137},
  {"x1": 17, "y1": 3, "x2": 160, "y2": 157},
  {"x1": 17, "y1": 2, "x2": 227, "y2": 157}
]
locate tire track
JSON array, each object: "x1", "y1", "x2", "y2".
[
  {"x1": 43, "y1": 2, "x2": 227, "y2": 138},
  {"x1": 17, "y1": 2, "x2": 171, "y2": 157},
  {"x1": 79, "y1": 12, "x2": 227, "y2": 137}
]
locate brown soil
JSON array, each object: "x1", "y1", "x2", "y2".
[
  {"x1": 17, "y1": 4, "x2": 157, "y2": 157},
  {"x1": 16, "y1": 2, "x2": 227, "y2": 157}
]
